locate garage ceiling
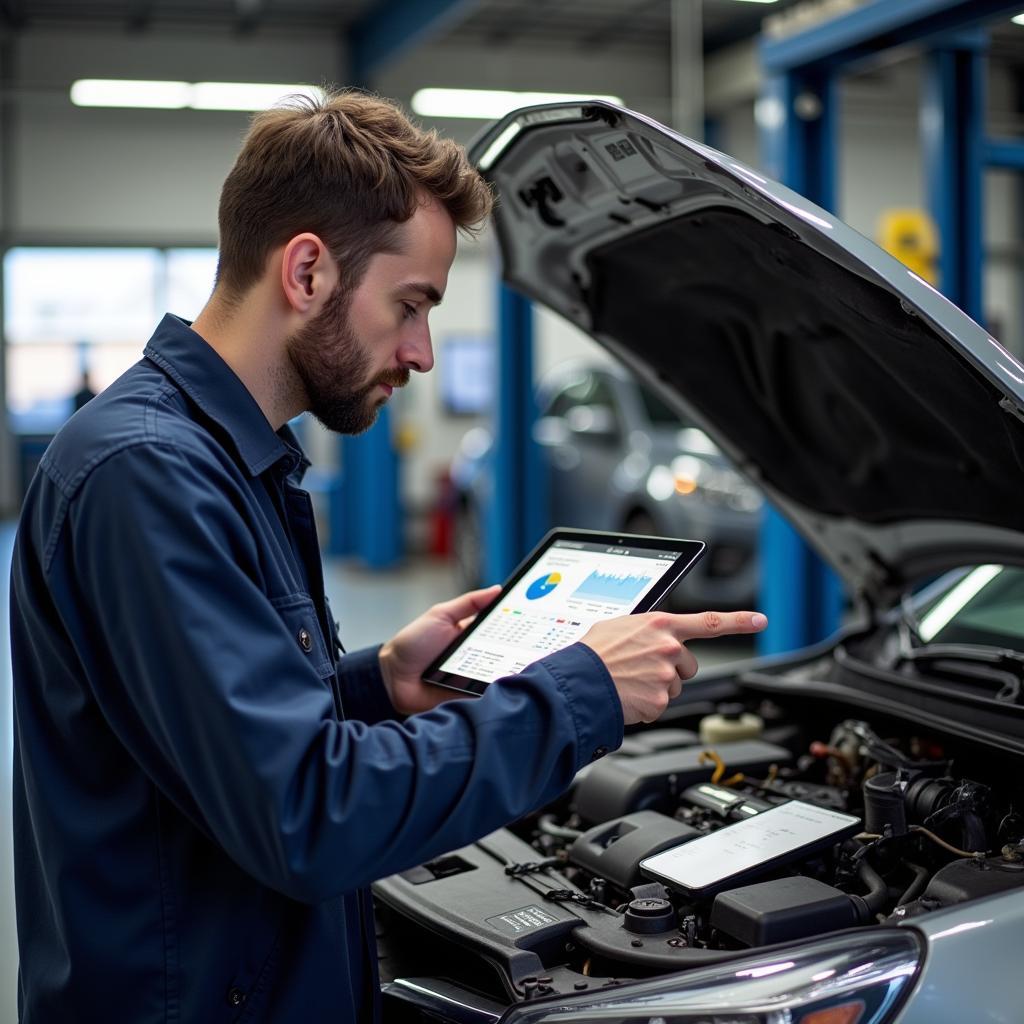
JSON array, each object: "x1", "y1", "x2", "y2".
[
  {"x1": 0, "y1": 0, "x2": 803, "y2": 54},
  {"x1": 442, "y1": 0, "x2": 804, "y2": 54}
]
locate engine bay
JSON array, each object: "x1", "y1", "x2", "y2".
[{"x1": 374, "y1": 679, "x2": 1024, "y2": 1013}]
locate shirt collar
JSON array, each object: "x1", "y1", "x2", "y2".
[{"x1": 143, "y1": 313, "x2": 309, "y2": 478}]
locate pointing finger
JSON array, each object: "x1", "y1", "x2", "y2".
[{"x1": 670, "y1": 610, "x2": 768, "y2": 641}]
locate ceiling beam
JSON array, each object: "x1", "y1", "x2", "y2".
[
  {"x1": 762, "y1": 0, "x2": 1024, "y2": 75},
  {"x1": 0, "y1": 0, "x2": 25, "y2": 30},
  {"x1": 348, "y1": 0, "x2": 483, "y2": 86}
]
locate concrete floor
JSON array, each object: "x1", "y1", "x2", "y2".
[{"x1": 0, "y1": 545, "x2": 753, "y2": 1020}]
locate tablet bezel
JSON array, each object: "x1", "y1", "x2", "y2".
[{"x1": 422, "y1": 527, "x2": 706, "y2": 695}]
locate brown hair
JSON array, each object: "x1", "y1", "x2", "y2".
[{"x1": 215, "y1": 88, "x2": 493, "y2": 301}]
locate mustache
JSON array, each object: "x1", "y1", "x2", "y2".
[{"x1": 375, "y1": 368, "x2": 411, "y2": 389}]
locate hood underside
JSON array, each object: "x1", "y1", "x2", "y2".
[{"x1": 470, "y1": 102, "x2": 1024, "y2": 607}]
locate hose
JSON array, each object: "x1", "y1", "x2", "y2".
[
  {"x1": 897, "y1": 861, "x2": 930, "y2": 906},
  {"x1": 537, "y1": 814, "x2": 583, "y2": 841},
  {"x1": 857, "y1": 859, "x2": 889, "y2": 916}
]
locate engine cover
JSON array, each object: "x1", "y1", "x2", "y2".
[
  {"x1": 569, "y1": 811, "x2": 700, "y2": 889},
  {"x1": 573, "y1": 740, "x2": 792, "y2": 822}
]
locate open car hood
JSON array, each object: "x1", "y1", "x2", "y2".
[{"x1": 469, "y1": 101, "x2": 1024, "y2": 609}]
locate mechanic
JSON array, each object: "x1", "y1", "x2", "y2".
[{"x1": 10, "y1": 90, "x2": 768, "y2": 1023}]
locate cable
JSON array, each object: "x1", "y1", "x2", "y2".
[
  {"x1": 699, "y1": 750, "x2": 726, "y2": 785},
  {"x1": 504, "y1": 858, "x2": 561, "y2": 878},
  {"x1": 909, "y1": 824, "x2": 987, "y2": 859}
]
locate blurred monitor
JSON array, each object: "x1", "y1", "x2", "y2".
[{"x1": 440, "y1": 336, "x2": 493, "y2": 415}]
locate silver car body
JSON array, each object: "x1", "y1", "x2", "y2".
[{"x1": 452, "y1": 358, "x2": 762, "y2": 606}]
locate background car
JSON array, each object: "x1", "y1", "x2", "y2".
[
  {"x1": 376, "y1": 101, "x2": 1024, "y2": 1024},
  {"x1": 450, "y1": 360, "x2": 762, "y2": 608}
]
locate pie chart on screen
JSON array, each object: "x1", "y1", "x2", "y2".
[{"x1": 526, "y1": 572, "x2": 561, "y2": 600}]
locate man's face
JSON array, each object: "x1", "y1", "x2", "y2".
[{"x1": 287, "y1": 198, "x2": 457, "y2": 434}]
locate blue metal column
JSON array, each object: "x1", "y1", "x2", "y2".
[
  {"x1": 922, "y1": 34, "x2": 986, "y2": 323},
  {"x1": 330, "y1": 0, "x2": 483, "y2": 567},
  {"x1": 349, "y1": 0, "x2": 483, "y2": 86},
  {"x1": 333, "y1": 412, "x2": 403, "y2": 567},
  {"x1": 483, "y1": 283, "x2": 546, "y2": 583},
  {"x1": 757, "y1": 68, "x2": 844, "y2": 654}
]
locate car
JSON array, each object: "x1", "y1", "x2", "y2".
[
  {"x1": 375, "y1": 101, "x2": 1024, "y2": 1024},
  {"x1": 450, "y1": 360, "x2": 763, "y2": 608}
]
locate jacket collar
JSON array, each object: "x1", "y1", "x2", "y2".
[{"x1": 143, "y1": 313, "x2": 309, "y2": 478}]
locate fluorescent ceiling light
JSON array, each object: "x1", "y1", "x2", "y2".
[
  {"x1": 190, "y1": 82, "x2": 324, "y2": 111},
  {"x1": 70, "y1": 79, "x2": 325, "y2": 111},
  {"x1": 411, "y1": 88, "x2": 622, "y2": 120},
  {"x1": 71, "y1": 79, "x2": 190, "y2": 109},
  {"x1": 1013, "y1": 12, "x2": 1024, "y2": 24}
]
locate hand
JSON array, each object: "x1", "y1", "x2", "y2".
[
  {"x1": 581, "y1": 610, "x2": 768, "y2": 726},
  {"x1": 379, "y1": 584, "x2": 502, "y2": 715}
]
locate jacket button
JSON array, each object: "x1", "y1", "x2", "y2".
[
  {"x1": 592, "y1": 745, "x2": 609, "y2": 760},
  {"x1": 226, "y1": 987, "x2": 246, "y2": 1007},
  {"x1": 298, "y1": 628, "x2": 313, "y2": 652}
]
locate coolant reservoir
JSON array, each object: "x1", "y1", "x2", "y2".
[{"x1": 699, "y1": 703, "x2": 764, "y2": 744}]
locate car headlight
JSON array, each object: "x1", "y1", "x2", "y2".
[
  {"x1": 501, "y1": 930, "x2": 921, "y2": 1024},
  {"x1": 647, "y1": 457, "x2": 763, "y2": 512}
]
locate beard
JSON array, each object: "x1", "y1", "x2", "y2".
[{"x1": 286, "y1": 283, "x2": 410, "y2": 435}]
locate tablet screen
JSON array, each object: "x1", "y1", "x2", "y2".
[{"x1": 424, "y1": 530, "x2": 704, "y2": 694}]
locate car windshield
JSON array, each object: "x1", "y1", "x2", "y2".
[{"x1": 915, "y1": 565, "x2": 1024, "y2": 649}]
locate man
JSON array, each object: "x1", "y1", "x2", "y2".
[{"x1": 11, "y1": 91, "x2": 767, "y2": 1022}]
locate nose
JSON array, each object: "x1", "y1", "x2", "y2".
[{"x1": 399, "y1": 325, "x2": 434, "y2": 374}]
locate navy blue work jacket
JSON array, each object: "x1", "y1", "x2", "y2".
[{"x1": 11, "y1": 314, "x2": 624, "y2": 1023}]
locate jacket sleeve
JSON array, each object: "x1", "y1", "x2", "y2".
[
  {"x1": 66, "y1": 442, "x2": 624, "y2": 903},
  {"x1": 336, "y1": 644, "x2": 399, "y2": 725}
]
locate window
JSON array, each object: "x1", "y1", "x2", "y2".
[
  {"x1": 439, "y1": 336, "x2": 493, "y2": 415},
  {"x1": 4, "y1": 246, "x2": 217, "y2": 429}
]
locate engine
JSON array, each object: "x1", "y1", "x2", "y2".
[{"x1": 373, "y1": 701, "x2": 1024, "y2": 1010}]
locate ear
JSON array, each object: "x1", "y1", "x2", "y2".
[{"x1": 279, "y1": 233, "x2": 338, "y2": 315}]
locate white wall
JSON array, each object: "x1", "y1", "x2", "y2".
[
  {"x1": 7, "y1": 27, "x2": 346, "y2": 242},
  {"x1": 374, "y1": 37, "x2": 673, "y2": 144}
]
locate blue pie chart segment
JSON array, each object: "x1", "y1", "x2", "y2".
[{"x1": 526, "y1": 572, "x2": 561, "y2": 600}]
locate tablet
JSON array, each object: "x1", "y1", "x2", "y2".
[
  {"x1": 424, "y1": 528, "x2": 705, "y2": 695},
  {"x1": 639, "y1": 800, "x2": 862, "y2": 898}
]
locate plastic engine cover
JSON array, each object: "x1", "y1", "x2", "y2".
[
  {"x1": 573, "y1": 740, "x2": 792, "y2": 823},
  {"x1": 569, "y1": 811, "x2": 700, "y2": 889},
  {"x1": 710, "y1": 876, "x2": 859, "y2": 947}
]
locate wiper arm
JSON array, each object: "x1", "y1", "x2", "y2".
[
  {"x1": 895, "y1": 643, "x2": 1024, "y2": 703},
  {"x1": 897, "y1": 592, "x2": 926, "y2": 650}
]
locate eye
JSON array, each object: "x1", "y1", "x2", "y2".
[{"x1": 402, "y1": 302, "x2": 418, "y2": 320}]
